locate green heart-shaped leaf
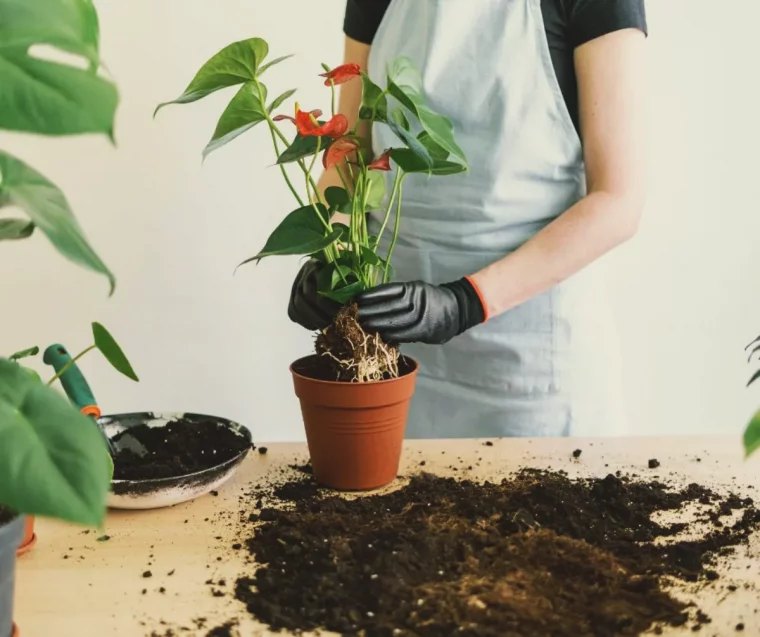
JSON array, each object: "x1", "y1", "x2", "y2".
[
  {"x1": 0, "y1": 0, "x2": 117, "y2": 137},
  {"x1": 0, "y1": 151, "x2": 114, "y2": 294},
  {"x1": 359, "y1": 73, "x2": 387, "y2": 122},
  {"x1": 0, "y1": 217, "x2": 34, "y2": 241},
  {"x1": 203, "y1": 83, "x2": 268, "y2": 160},
  {"x1": 325, "y1": 186, "x2": 350, "y2": 213},
  {"x1": 277, "y1": 128, "x2": 334, "y2": 164},
  {"x1": 0, "y1": 358, "x2": 111, "y2": 526},
  {"x1": 92, "y1": 322, "x2": 138, "y2": 382},
  {"x1": 744, "y1": 409, "x2": 760, "y2": 458},
  {"x1": 155, "y1": 38, "x2": 269, "y2": 114},
  {"x1": 240, "y1": 204, "x2": 340, "y2": 264},
  {"x1": 387, "y1": 113, "x2": 432, "y2": 168},
  {"x1": 387, "y1": 57, "x2": 467, "y2": 164},
  {"x1": 390, "y1": 149, "x2": 467, "y2": 176}
]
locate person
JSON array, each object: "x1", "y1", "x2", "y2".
[{"x1": 289, "y1": 0, "x2": 648, "y2": 439}]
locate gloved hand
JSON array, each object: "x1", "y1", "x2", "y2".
[
  {"x1": 355, "y1": 278, "x2": 487, "y2": 344},
  {"x1": 287, "y1": 259, "x2": 340, "y2": 331}
]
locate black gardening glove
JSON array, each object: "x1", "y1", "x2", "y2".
[
  {"x1": 355, "y1": 278, "x2": 486, "y2": 344},
  {"x1": 288, "y1": 259, "x2": 340, "y2": 331}
]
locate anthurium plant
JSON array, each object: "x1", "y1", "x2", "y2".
[
  {"x1": 157, "y1": 37, "x2": 467, "y2": 382},
  {"x1": 744, "y1": 336, "x2": 760, "y2": 458},
  {"x1": 0, "y1": 0, "x2": 131, "y2": 527}
]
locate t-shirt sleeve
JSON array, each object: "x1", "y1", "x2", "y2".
[
  {"x1": 343, "y1": 0, "x2": 391, "y2": 45},
  {"x1": 568, "y1": 0, "x2": 648, "y2": 49}
]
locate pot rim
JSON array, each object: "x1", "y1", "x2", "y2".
[{"x1": 290, "y1": 354, "x2": 419, "y2": 386}]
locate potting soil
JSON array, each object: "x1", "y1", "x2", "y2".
[
  {"x1": 112, "y1": 419, "x2": 249, "y2": 480},
  {"x1": 229, "y1": 466, "x2": 759, "y2": 636}
]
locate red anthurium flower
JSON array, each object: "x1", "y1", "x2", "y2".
[
  {"x1": 273, "y1": 106, "x2": 321, "y2": 125},
  {"x1": 300, "y1": 113, "x2": 349, "y2": 138},
  {"x1": 367, "y1": 150, "x2": 393, "y2": 171},
  {"x1": 323, "y1": 136, "x2": 361, "y2": 169},
  {"x1": 320, "y1": 63, "x2": 361, "y2": 86}
]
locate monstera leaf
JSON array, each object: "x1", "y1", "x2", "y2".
[
  {"x1": 0, "y1": 358, "x2": 111, "y2": 526},
  {"x1": 0, "y1": 0, "x2": 118, "y2": 137},
  {"x1": 0, "y1": 151, "x2": 115, "y2": 293}
]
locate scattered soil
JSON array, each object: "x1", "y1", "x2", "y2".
[
  {"x1": 313, "y1": 303, "x2": 400, "y2": 382},
  {"x1": 205, "y1": 621, "x2": 238, "y2": 636},
  {"x1": 230, "y1": 468, "x2": 759, "y2": 636},
  {"x1": 112, "y1": 419, "x2": 249, "y2": 480}
]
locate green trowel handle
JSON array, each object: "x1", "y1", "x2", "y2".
[{"x1": 43, "y1": 344, "x2": 98, "y2": 413}]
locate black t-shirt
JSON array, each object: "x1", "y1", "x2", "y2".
[{"x1": 344, "y1": 0, "x2": 647, "y2": 134}]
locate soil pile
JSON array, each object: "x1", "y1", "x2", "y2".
[
  {"x1": 112, "y1": 419, "x2": 249, "y2": 480},
  {"x1": 233, "y1": 468, "x2": 759, "y2": 636}
]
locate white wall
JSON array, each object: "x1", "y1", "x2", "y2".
[{"x1": 1, "y1": 1, "x2": 758, "y2": 443}]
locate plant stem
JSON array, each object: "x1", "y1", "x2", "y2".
[
  {"x1": 329, "y1": 80, "x2": 337, "y2": 117},
  {"x1": 375, "y1": 168, "x2": 403, "y2": 250},
  {"x1": 384, "y1": 173, "x2": 406, "y2": 284},
  {"x1": 269, "y1": 122, "x2": 326, "y2": 208},
  {"x1": 256, "y1": 80, "x2": 304, "y2": 207},
  {"x1": 47, "y1": 344, "x2": 96, "y2": 386}
]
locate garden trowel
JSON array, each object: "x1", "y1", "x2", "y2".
[{"x1": 43, "y1": 344, "x2": 147, "y2": 457}]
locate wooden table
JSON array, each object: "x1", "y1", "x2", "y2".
[{"x1": 14, "y1": 437, "x2": 760, "y2": 636}]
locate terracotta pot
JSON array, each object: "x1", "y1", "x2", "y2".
[
  {"x1": 15, "y1": 517, "x2": 35, "y2": 558},
  {"x1": 0, "y1": 516, "x2": 25, "y2": 637},
  {"x1": 290, "y1": 355, "x2": 419, "y2": 491}
]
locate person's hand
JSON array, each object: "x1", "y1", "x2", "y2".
[
  {"x1": 288, "y1": 259, "x2": 340, "y2": 331},
  {"x1": 355, "y1": 279, "x2": 486, "y2": 344}
]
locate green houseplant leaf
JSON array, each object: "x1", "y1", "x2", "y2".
[
  {"x1": 155, "y1": 38, "x2": 269, "y2": 114},
  {"x1": 268, "y1": 88, "x2": 296, "y2": 113},
  {"x1": 387, "y1": 111, "x2": 432, "y2": 168},
  {"x1": 386, "y1": 57, "x2": 467, "y2": 163},
  {"x1": 0, "y1": 217, "x2": 34, "y2": 240},
  {"x1": 9, "y1": 346, "x2": 39, "y2": 362},
  {"x1": 0, "y1": 0, "x2": 100, "y2": 63},
  {"x1": 359, "y1": 73, "x2": 388, "y2": 122},
  {"x1": 390, "y1": 149, "x2": 467, "y2": 175},
  {"x1": 277, "y1": 128, "x2": 334, "y2": 164},
  {"x1": 92, "y1": 322, "x2": 139, "y2": 381},
  {"x1": 0, "y1": 151, "x2": 115, "y2": 294},
  {"x1": 203, "y1": 83, "x2": 268, "y2": 160},
  {"x1": 0, "y1": 0, "x2": 117, "y2": 137},
  {"x1": 744, "y1": 409, "x2": 760, "y2": 458},
  {"x1": 0, "y1": 358, "x2": 111, "y2": 526},
  {"x1": 240, "y1": 204, "x2": 341, "y2": 265},
  {"x1": 258, "y1": 54, "x2": 294, "y2": 76},
  {"x1": 321, "y1": 281, "x2": 365, "y2": 304},
  {"x1": 325, "y1": 186, "x2": 350, "y2": 213}
]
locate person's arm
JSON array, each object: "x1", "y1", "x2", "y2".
[
  {"x1": 356, "y1": 28, "x2": 647, "y2": 344},
  {"x1": 316, "y1": 36, "x2": 372, "y2": 224},
  {"x1": 469, "y1": 27, "x2": 647, "y2": 317}
]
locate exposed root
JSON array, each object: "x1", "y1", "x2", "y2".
[{"x1": 315, "y1": 304, "x2": 399, "y2": 383}]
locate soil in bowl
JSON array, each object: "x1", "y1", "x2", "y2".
[
  {"x1": 111, "y1": 419, "x2": 250, "y2": 480},
  {"x1": 230, "y1": 467, "x2": 760, "y2": 636}
]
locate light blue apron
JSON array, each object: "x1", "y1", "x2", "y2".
[{"x1": 368, "y1": 0, "x2": 627, "y2": 438}]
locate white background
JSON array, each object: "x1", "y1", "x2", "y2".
[{"x1": 1, "y1": 1, "x2": 758, "y2": 444}]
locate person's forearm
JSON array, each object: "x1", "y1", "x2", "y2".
[{"x1": 469, "y1": 191, "x2": 643, "y2": 318}]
